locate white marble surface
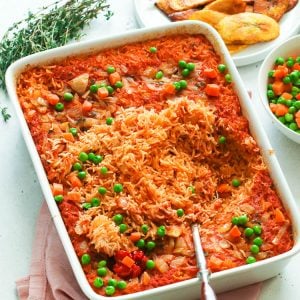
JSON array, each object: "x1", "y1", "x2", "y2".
[{"x1": 0, "y1": 1, "x2": 299, "y2": 300}]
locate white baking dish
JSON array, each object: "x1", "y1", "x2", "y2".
[{"x1": 6, "y1": 21, "x2": 300, "y2": 300}]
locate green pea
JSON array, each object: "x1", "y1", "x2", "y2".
[
  {"x1": 117, "y1": 280, "x2": 127, "y2": 290},
  {"x1": 108, "y1": 278, "x2": 118, "y2": 287},
  {"x1": 289, "y1": 122, "x2": 298, "y2": 131},
  {"x1": 106, "y1": 117, "x2": 114, "y2": 125},
  {"x1": 267, "y1": 90, "x2": 275, "y2": 99},
  {"x1": 271, "y1": 99, "x2": 278, "y2": 104},
  {"x1": 178, "y1": 60, "x2": 187, "y2": 69},
  {"x1": 173, "y1": 81, "x2": 182, "y2": 90},
  {"x1": 149, "y1": 46, "x2": 157, "y2": 53},
  {"x1": 181, "y1": 68, "x2": 190, "y2": 77},
  {"x1": 79, "y1": 152, "x2": 89, "y2": 162},
  {"x1": 113, "y1": 183, "x2": 123, "y2": 193},
  {"x1": 288, "y1": 106, "x2": 296, "y2": 114},
  {"x1": 231, "y1": 216, "x2": 239, "y2": 225},
  {"x1": 177, "y1": 208, "x2": 184, "y2": 217},
  {"x1": 290, "y1": 71, "x2": 299, "y2": 83},
  {"x1": 97, "y1": 267, "x2": 107, "y2": 277},
  {"x1": 277, "y1": 97, "x2": 286, "y2": 105},
  {"x1": 105, "y1": 286, "x2": 115, "y2": 296},
  {"x1": 77, "y1": 171, "x2": 86, "y2": 179},
  {"x1": 244, "y1": 227, "x2": 254, "y2": 238},
  {"x1": 69, "y1": 127, "x2": 77, "y2": 136},
  {"x1": 72, "y1": 162, "x2": 82, "y2": 171},
  {"x1": 231, "y1": 178, "x2": 240, "y2": 187},
  {"x1": 286, "y1": 59, "x2": 295, "y2": 68},
  {"x1": 253, "y1": 225, "x2": 262, "y2": 235},
  {"x1": 54, "y1": 195, "x2": 63, "y2": 203},
  {"x1": 106, "y1": 85, "x2": 114, "y2": 94},
  {"x1": 285, "y1": 100, "x2": 293, "y2": 107},
  {"x1": 98, "y1": 186, "x2": 107, "y2": 195},
  {"x1": 238, "y1": 215, "x2": 248, "y2": 226},
  {"x1": 55, "y1": 102, "x2": 64, "y2": 112},
  {"x1": 100, "y1": 166, "x2": 108, "y2": 175},
  {"x1": 93, "y1": 155, "x2": 103, "y2": 164},
  {"x1": 285, "y1": 113, "x2": 294, "y2": 122},
  {"x1": 179, "y1": 79, "x2": 188, "y2": 89},
  {"x1": 146, "y1": 241, "x2": 156, "y2": 251},
  {"x1": 250, "y1": 244, "x2": 260, "y2": 254},
  {"x1": 136, "y1": 239, "x2": 145, "y2": 249},
  {"x1": 296, "y1": 56, "x2": 300, "y2": 63},
  {"x1": 91, "y1": 197, "x2": 100, "y2": 207},
  {"x1": 246, "y1": 256, "x2": 256, "y2": 264},
  {"x1": 294, "y1": 101, "x2": 300, "y2": 109},
  {"x1": 188, "y1": 185, "x2": 196, "y2": 194},
  {"x1": 113, "y1": 214, "x2": 123, "y2": 225},
  {"x1": 275, "y1": 57, "x2": 285, "y2": 65},
  {"x1": 93, "y1": 277, "x2": 104, "y2": 288},
  {"x1": 141, "y1": 224, "x2": 149, "y2": 234},
  {"x1": 253, "y1": 237, "x2": 263, "y2": 247},
  {"x1": 107, "y1": 66, "x2": 116, "y2": 74},
  {"x1": 114, "y1": 81, "x2": 123, "y2": 89},
  {"x1": 119, "y1": 223, "x2": 127, "y2": 233},
  {"x1": 63, "y1": 92, "x2": 74, "y2": 101},
  {"x1": 88, "y1": 152, "x2": 95, "y2": 161},
  {"x1": 81, "y1": 253, "x2": 91, "y2": 265},
  {"x1": 268, "y1": 70, "x2": 275, "y2": 78},
  {"x1": 278, "y1": 116, "x2": 286, "y2": 124},
  {"x1": 90, "y1": 84, "x2": 99, "y2": 93},
  {"x1": 225, "y1": 74, "x2": 232, "y2": 83},
  {"x1": 218, "y1": 136, "x2": 226, "y2": 144},
  {"x1": 186, "y1": 62, "x2": 195, "y2": 71},
  {"x1": 267, "y1": 84, "x2": 273, "y2": 90},
  {"x1": 82, "y1": 202, "x2": 92, "y2": 210},
  {"x1": 155, "y1": 70, "x2": 164, "y2": 80},
  {"x1": 282, "y1": 76, "x2": 291, "y2": 84},
  {"x1": 146, "y1": 259, "x2": 156, "y2": 270},
  {"x1": 217, "y1": 64, "x2": 227, "y2": 73},
  {"x1": 98, "y1": 260, "x2": 107, "y2": 268},
  {"x1": 157, "y1": 225, "x2": 166, "y2": 237}
]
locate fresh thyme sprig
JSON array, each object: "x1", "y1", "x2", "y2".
[
  {"x1": 0, "y1": 0, "x2": 112, "y2": 122},
  {"x1": 0, "y1": 0, "x2": 112, "y2": 91}
]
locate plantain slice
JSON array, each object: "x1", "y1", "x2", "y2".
[
  {"x1": 169, "y1": 0, "x2": 214, "y2": 11},
  {"x1": 216, "y1": 12, "x2": 280, "y2": 45},
  {"x1": 204, "y1": 0, "x2": 247, "y2": 14},
  {"x1": 169, "y1": 9, "x2": 199, "y2": 21},
  {"x1": 189, "y1": 9, "x2": 227, "y2": 28},
  {"x1": 287, "y1": 0, "x2": 298, "y2": 12},
  {"x1": 226, "y1": 44, "x2": 249, "y2": 54},
  {"x1": 253, "y1": 0, "x2": 289, "y2": 21}
]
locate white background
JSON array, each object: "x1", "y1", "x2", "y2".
[{"x1": 0, "y1": 1, "x2": 299, "y2": 299}]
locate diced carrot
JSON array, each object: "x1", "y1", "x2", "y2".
[
  {"x1": 275, "y1": 103, "x2": 288, "y2": 117},
  {"x1": 296, "y1": 111, "x2": 300, "y2": 118},
  {"x1": 269, "y1": 103, "x2": 277, "y2": 113},
  {"x1": 273, "y1": 65, "x2": 288, "y2": 79},
  {"x1": 109, "y1": 72, "x2": 121, "y2": 86},
  {"x1": 129, "y1": 232, "x2": 141, "y2": 242},
  {"x1": 69, "y1": 174, "x2": 82, "y2": 188},
  {"x1": 82, "y1": 100, "x2": 92, "y2": 113},
  {"x1": 62, "y1": 132, "x2": 75, "y2": 142},
  {"x1": 45, "y1": 93, "x2": 60, "y2": 105},
  {"x1": 284, "y1": 83, "x2": 292, "y2": 93},
  {"x1": 121, "y1": 256, "x2": 135, "y2": 268},
  {"x1": 52, "y1": 183, "x2": 63, "y2": 196},
  {"x1": 60, "y1": 122, "x2": 69, "y2": 131},
  {"x1": 272, "y1": 81, "x2": 285, "y2": 96},
  {"x1": 217, "y1": 183, "x2": 231, "y2": 193},
  {"x1": 274, "y1": 208, "x2": 285, "y2": 223},
  {"x1": 293, "y1": 63, "x2": 300, "y2": 71},
  {"x1": 281, "y1": 92, "x2": 293, "y2": 100},
  {"x1": 203, "y1": 68, "x2": 217, "y2": 79},
  {"x1": 295, "y1": 117, "x2": 300, "y2": 128},
  {"x1": 164, "y1": 83, "x2": 176, "y2": 95},
  {"x1": 97, "y1": 87, "x2": 109, "y2": 99},
  {"x1": 296, "y1": 94, "x2": 300, "y2": 100},
  {"x1": 229, "y1": 225, "x2": 241, "y2": 238},
  {"x1": 67, "y1": 191, "x2": 81, "y2": 202},
  {"x1": 205, "y1": 84, "x2": 220, "y2": 97}
]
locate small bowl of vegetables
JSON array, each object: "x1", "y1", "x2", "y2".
[{"x1": 258, "y1": 34, "x2": 300, "y2": 144}]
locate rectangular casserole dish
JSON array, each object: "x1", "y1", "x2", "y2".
[{"x1": 6, "y1": 21, "x2": 300, "y2": 300}]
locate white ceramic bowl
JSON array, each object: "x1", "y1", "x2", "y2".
[
  {"x1": 258, "y1": 34, "x2": 300, "y2": 144},
  {"x1": 6, "y1": 21, "x2": 300, "y2": 300}
]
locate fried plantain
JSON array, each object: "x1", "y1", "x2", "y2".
[
  {"x1": 227, "y1": 44, "x2": 249, "y2": 54},
  {"x1": 156, "y1": 0, "x2": 174, "y2": 15},
  {"x1": 253, "y1": 0, "x2": 289, "y2": 21},
  {"x1": 216, "y1": 12, "x2": 280, "y2": 45},
  {"x1": 169, "y1": 9, "x2": 199, "y2": 21},
  {"x1": 189, "y1": 9, "x2": 227, "y2": 28},
  {"x1": 169, "y1": 0, "x2": 214, "y2": 11},
  {"x1": 287, "y1": 0, "x2": 298, "y2": 12},
  {"x1": 204, "y1": 0, "x2": 247, "y2": 14}
]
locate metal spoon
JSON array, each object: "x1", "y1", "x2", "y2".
[{"x1": 192, "y1": 224, "x2": 217, "y2": 300}]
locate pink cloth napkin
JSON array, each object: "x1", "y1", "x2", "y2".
[{"x1": 16, "y1": 202, "x2": 262, "y2": 300}]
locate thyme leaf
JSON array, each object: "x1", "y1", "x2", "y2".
[
  {"x1": 1, "y1": 107, "x2": 11, "y2": 122},
  {"x1": 0, "y1": 0, "x2": 112, "y2": 91}
]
